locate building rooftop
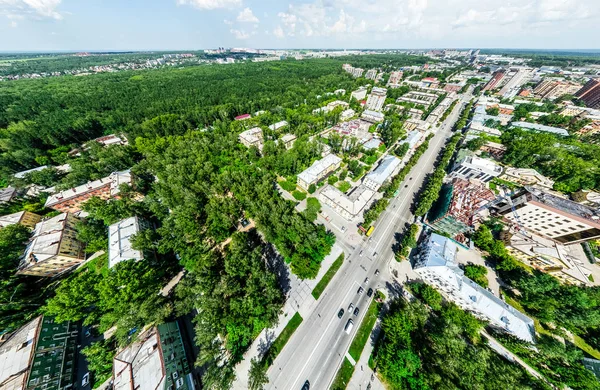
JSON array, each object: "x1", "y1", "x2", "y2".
[
  {"x1": 522, "y1": 187, "x2": 600, "y2": 225},
  {"x1": 370, "y1": 87, "x2": 387, "y2": 95},
  {"x1": 0, "y1": 187, "x2": 17, "y2": 203},
  {"x1": 461, "y1": 156, "x2": 503, "y2": 174},
  {"x1": 45, "y1": 170, "x2": 132, "y2": 208},
  {"x1": 114, "y1": 328, "x2": 164, "y2": 390},
  {"x1": 511, "y1": 121, "x2": 569, "y2": 136},
  {"x1": 297, "y1": 154, "x2": 342, "y2": 185},
  {"x1": 0, "y1": 316, "x2": 41, "y2": 390},
  {"x1": 13, "y1": 166, "x2": 48, "y2": 179},
  {"x1": 365, "y1": 155, "x2": 401, "y2": 186},
  {"x1": 0, "y1": 211, "x2": 26, "y2": 228},
  {"x1": 502, "y1": 168, "x2": 555, "y2": 189},
  {"x1": 268, "y1": 120, "x2": 288, "y2": 131},
  {"x1": 108, "y1": 217, "x2": 144, "y2": 269},
  {"x1": 320, "y1": 184, "x2": 375, "y2": 217}
]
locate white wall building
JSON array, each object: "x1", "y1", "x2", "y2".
[
  {"x1": 361, "y1": 109, "x2": 385, "y2": 123},
  {"x1": 365, "y1": 69, "x2": 378, "y2": 80},
  {"x1": 350, "y1": 86, "x2": 368, "y2": 101},
  {"x1": 108, "y1": 216, "x2": 145, "y2": 269},
  {"x1": 363, "y1": 155, "x2": 401, "y2": 191},
  {"x1": 297, "y1": 154, "x2": 342, "y2": 190},
  {"x1": 319, "y1": 184, "x2": 375, "y2": 221},
  {"x1": 365, "y1": 87, "x2": 387, "y2": 112},
  {"x1": 449, "y1": 156, "x2": 503, "y2": 182},
  {"x1": 415, "y1": 233, "x2": 536, "y2": 343},
  {"x1": 239, "y1": 127, "x2": 264, "y2": 150}
]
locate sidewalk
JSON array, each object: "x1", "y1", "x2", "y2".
[{"x1": 231, "y1": 244, "x2": 344, "y2": 389}]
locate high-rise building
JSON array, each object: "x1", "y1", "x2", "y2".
[
  {"x1": 0, "y1": 210, "x2": 41, "y2": 229},
  {"x1": 575, "y1": 78, "x2": 600, "y2": 109},
  {"x1": 365, "y1": 87, "x2": 387, "y2": 111},
  {"x1": 365, "y1": 69, "x2": 377, "y2": 80},
  {"x1": 494, "y1": 187, "x2": 600, "y2": 244}
]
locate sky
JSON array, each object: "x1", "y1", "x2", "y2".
[{"x1": 1, "y1": 0, "x2": 599, "y2": 51}]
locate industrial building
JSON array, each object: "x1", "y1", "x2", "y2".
[
  {"x1": 0, "y1": 316, "x2": 78, "y2": 390},
  {"x1": 494, "y1": 187, "x2": 600, "y2": 244},
  {"x1": 575, "y1": 78, "x2": 600, "y2": 109},
  {"x1": 414, "y1": 233, "x2": 536, "y2": 343},
  {"x1": 534, "y1": 79, "x2": 581, "y2": 100},
  {"x1": 427, "y1": 178, "x2": 496, "y2": 237},
  {"x1": 113, "y1": 322, "x2": 195, "y2": 390},
  {"x1": 17, "y1": 213, "x2": 85, "y2": 277},
  {"x1": 297, "y1": 154, "x2": 342, "y2": 191}
]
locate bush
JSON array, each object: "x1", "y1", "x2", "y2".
[
  {"x1": 464, "y1": 263, "x2": 488, "y2": 288},
  {"x1": 303, "y1": 197, "x2": 321, "y2": 221},
  {"x1": 292, "y1": 190, "x2": 307, "y2": 201},
  {"x1": 328, "y1": 175, "x2": 338, "y2": 185},
  {"x1": 307, "y1": 184, "x2": 316, "y2": 194},
  {"x1": 279, "y1": 180, "x2": 296, "y2": 192},
  {"x1": 336, "y1": 180, "x2": 351, "y2": 193}
]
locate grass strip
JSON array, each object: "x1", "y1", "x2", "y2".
[
  {"x1": 263, "y1": 312, "x2": 303, "y2": 366},
  {"x1": 348, "y1": 298, "x2": 380, "y2": 361},
  {"x1": 312, "y1": 254, "x2": 344, "y2": 299},
  {"x1": 331, "y1": 357, "x2": 355, "y2": 390}
]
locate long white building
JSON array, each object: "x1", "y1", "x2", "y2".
[
  {"x1": 414, "y1": 233, "x2": 536, "y2": 343},
  {"x1": 363, "y1": 155, "x2": 401, "y2": 191},
  {"x1": 449, "y1": 155, "x2": 503, "y2": 183},
  {"x1": 297, "y1": 154, "x2": 342, "y2": 191},
  {"x1": 365, "y1": 87, "x2": 387, "y2": 111}
]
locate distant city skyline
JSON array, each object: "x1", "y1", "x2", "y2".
[{"x1": 1, "y1": 0, "x2": 600, "y2": 51}]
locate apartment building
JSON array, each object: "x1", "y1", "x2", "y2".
[
  {"x1": 319, "y1": 184, "x2": 375, "y2": 221},
  {"x1": 387, "y1": 71, "x2": 403, "y2": 86},
  {"x1": 365, "y1": 69, "x2": 377, "y2": 80},
  {"x1": 340, "y1": 108, "x2": 356, "y2": 121},
  {"x1": 17, "y1": 213, "x2": 85, "y2": 277},
  {"x1": 363, "y1": 155, "x2": 401, "y2": 191},
  {"x1": 44, "y1": 170, "x2": 133, "y2": 213},
  {"x1": 365, "y1": 87, "x2": 387, "y2": 112},
  {"x1": 350, "y1": 86, "x2": 368, "y2": 101},
  {"x1": 494, "y1": 187, "x2": 600, "y2": 244},
  {"x1": 297, "y1": 154, "x2": 342, "y2": 191},
  {"x1": 0, "y1": 211, "x2": 41, "y2": 229},
  {"x1": 414, "y1": 233, "x2": 535, "y2": 343},
  {"x1": 576, "y1": 78, "x2": 600, "y2": 109},
  {"x1": 534, "y1": 79, "x2": 581, "y2": 100},
  {"x1": 0, "y1": 186, "x2": 17, "y2": 204},
  {"x1": 239, "y1": 127, "x2": 264, "y2": 151},
  {"x1": 108, "y1": 216, "x2": 146, "y2": 269},
  {"x1": 268, "y1": 120, "x2": 288, "y2": 131},
  {"x1": 510, "y1": 121, "x2": 569, "y2": 136},
  {"x1": 0, "y1": 316, "x2": 78, "y2": 390},
  {"x1": 361, "y1": 109, "x2": 385, "y2": 123},
  {"x1": 113, "y1": 322, "x2": 195, "y2": 390},
  {"x1": 449, "y1": 155, "x2": 502, "y2": 183},
  {"x1": 280, "y1": 133, "x2": 297, "y2": 150}
]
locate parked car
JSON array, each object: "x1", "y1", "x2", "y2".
[
  {"x1": 359, "y1": 250, "x2": 364, "y2": 257},
  {"x1": 338, "y1": 309, "x2": 344, "y2": 318},
  {"x1": 82, "y1": 373, "x2": 90, "y2": 387},
  {"x1": 353, "y1": 307, "x2": 360, "y2": 316},
  {"x1": 345, "y1": 319, "x2": 354, "y2": 334},
  {"x1": 374, "y1": 269, "x2": 380, "y2": 276},
  {"x1": 357, "y1": 287, "x2": 364, "y2": 295},
  {"x1": 302, "y1": 380, "x2": 310, "y2": 390},
  {"x1": 367, "y1": 288, "x2": 374, "y2": 297},
  {"x1": 364, "y1": 277, "x2": 369, "y2": 284},
  {"x1": 348, "y1": 303, "x2": 354, "y2": 311}
]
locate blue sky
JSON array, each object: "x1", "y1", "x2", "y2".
[{"x1": 1, "y1": 0, "x2": 599, "y2": 51}]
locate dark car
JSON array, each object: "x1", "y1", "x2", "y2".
[
  {"x1": 353, "y1": 307, "x2": 360, "y2": 316},
  {"x1": 338, "y1": 308, "x2": 344, "y2": 318},
  {"x1": 367, "y1": 288, "x2": 374, "y2": 297},
  {"x1": 357, "y1": 287, "x2": 364, "y2": 295},
  {"x1": 302, "y1": 380, "x2": 310, "y2": 390}
]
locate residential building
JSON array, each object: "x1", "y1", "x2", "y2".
[
  {"x1": 0, "y1": 316, "x2": 78, "y2": 390},
  {"x1": 449, "y1": 156, "x2": 502, "y2": 183},
  {"x1": 268, "y1": 120, "x2": 288, "y2": 131},
  {"x1": 506, "y1": 231, "x2": 592, "y2": 285},
  {"x1": 421, "y1": 77, "x2": 439, "y2": 88},
  {"x1": 239, "y1": 127, "x2": 264, "y2": 150},
  {"x1": 510, "y1": 121, "x2": 569, "y2": 136},
  {"x1": 297, "y1": 154, "x2": 342, "y2": 191},
  {"x1": 575, "y1": 78, "x2": 600, "y2": 109},
  {"x1": 534, "y1": 79, "x2": 581, "y2": 100},
  {"x1": 0, "y1": 211, "x2": 42, "y2": 229},
  {"x1": 17, "y1": 213, "x2": 84, "y2": 277},
  {"x1": 363, "y1": 155, "x2": 401, "y2": 191},
  {"x1": 483, "y1": 70, "x2": 506, "y2": 91},
  {"x1": 467, "y1": 122, "x2": 502, "y2": 137},
  {"x1": 108, "y1": 216, "x2": 145, "y2": 269},
  {"x1": 70, "y1": 134, "x2": 129, "y2": 156},
  {"x1": 234, "y1": 113, "x2": 251, "y2": 121},
  {"x1": 407, "y1": 108, "x2": 424, "y2": 120},
  {"x1": 280, "y1": 133, "x2": 297, "y2": 150},
  {"x1": 44, "y1": 170, "x2": 133, "y2": 213},
  {"x1": 402, "y1": 130, "x2": 425, "y2": 150},
  {"x1": 361, "y1": 109, "x2": 385, "y2": 123},
  {"x1": 427, "y1": 179, "x2": 496, "y2": 237},
  {"x1": 319, "y1": 184, "x2": 375, "y2": 221},
  {"x1": 340, "y1": 108, "x2": 355, "y2": 121},
  {"x1": 501, "y1": 168, "x2": 555, "y2": 190},
  {"x1": 350, "y1": 86, "x2": 368, "y2": 101},
  {"x1": 352, "y1": 67, "x2": 364, "y2": 78},
  {"x1": 113, "y1": 322, "x2": 195, "y2": 390},
  {"x1": 498, "y1": 68, "x2": 533, "y2": 98},
  {"x1": 387, "y1": 71, "x2": 403, "y2": 86},
  {"x1": 365, "y1": 69, "x2": 378, "y2": 80},
  {"x1": 414, "y1": 233, "x2": 535, "y2": 343},
  {"x1": 494, "y1": 187, "x2": 600, "y2": 244},
  {"x1": 0, "y1": 187, "x2": 17, "y2": 204},
  {"x1": 362, "y1": 138, "x2": 382, "y2": 151},
  {"x1": 365, "y1": 87, "x2": 387, "y2": 111}
]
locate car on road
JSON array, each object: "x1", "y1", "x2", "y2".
[
  {"x1": 84, "y1": 329, "x2": 91, "y2": 338},
  {"x1": 357, "y1": 287, "x2": 364, "y2": 295},
  {"x1": 404, "y1": 184, "x2": 408, "y2": 188},
  {"x1": 353, "y1": 307, "x2": 360, "y2": 316},
  {"x1": 302, "y1": 380, "x2": 310, "y2": 390},
  {"x1": 374, "y1": 269, "x2": 380, "y2": 276},
  {"x1": 364, "y1": 277, "x2": 369, "y2": 284},
  {"x1": 367, "y1": 288, "x2": 374, "y2": 297},
  {"x1": 337, "y1": 309, "x2": 344, "y2": 318},
  {"x1": 82, "y1": 373, "x2": 90, "y2": 387},
  {"x1": 348, "y1": 303, "x2": 354, "y2": 311},
  {"x1": 372, "y1": 252, "x2": 377, "y2": 257},
  {"x1": 409, "y1": 177, "x2": 413, "y2": 180},
  {"x1": 345, "y1": 319, "x2": 354, "y2": 334},
  {"x1": 341, "y1": 226, "x2": 346, "y2": 232},
  {"x1": 359, "y1": 250, "x2": 364, "y2": 257}
]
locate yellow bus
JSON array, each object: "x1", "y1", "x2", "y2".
[{"x1": 366, "y1": 226, "x2": 375, "y2": 237}]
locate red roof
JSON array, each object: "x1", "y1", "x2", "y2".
[
  {"x1": 234, "y1": 114, "x2": 251, "y2": 120},
  {"x1": 360, "y1": 100, "x2": 366, "y2": 106},
  {"x1": 422, "y1": 77, "x2": 438, "y2": 82}
]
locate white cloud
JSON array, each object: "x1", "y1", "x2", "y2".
[
  {"x1": 176, "y1": 0, "x2": 241, "y2": 10},
  {"x1": 223, "y1": 18, "x2": 233, "y2": 25},
  {"x1": 273, "y1": 25, "x2": 285, "y2": 38},
  {"x1": 236, "y1": 7, "x2": 259, "y2": 23},
  {"x1": 230, "y1": 28, "x2": 249, "y2": 39},
  {"x1": 0, "y1": 0, "x2": 63, "y2": 20},
  {"x1": 9, "y1": 19, "x2": 17, "y2": 26}
]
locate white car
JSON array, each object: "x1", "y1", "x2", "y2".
[{"x1": 82, "y1": 373, "x2": 90, "y2": 387}]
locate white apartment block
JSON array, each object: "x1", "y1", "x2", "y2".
[
  {"x1": 239, "y1": 127, "x2": 264, "y2": 150},
  {"x1": 365, "y1": 87, "x2": 387, "y2": 112},
  {"x1": 108, "y1": 216, "x2": 145, "y2": 269},
  {"x1": 319, "y1": 184, "x2": 375, "y2": 221},
  {"x1": 297, "y1": 154, "x2": 342, "y2": 190},
  {"x1": 351, "y1": 86, "x2": 368, "y2": 101},
  {"x1": 415, "y1": 233, "x2": 536, "y2": 343},
  {"x1": 361, "y1": 110, "x2": 385, "y2": 123},
  {"x1": 363, "y1": 155, "x2": 401, "y2": 191},
  {"x1": 340, "y1": 109, "x2": 356, "y2": 121},
  {"x1": 494, "y1": 187, "x2": 600, "y2": 244},
  {"x1": 365, "y1": 69, "x2": 378, "y2": 80},
  {"x1": 387, "y1": 71, "x2": 403, "y2": 86},
  {"x1": 449, "y1": 156, "x2": 503, "y2": 183}
]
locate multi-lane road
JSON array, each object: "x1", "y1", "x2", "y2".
[{"x1": 267, "y1": 92, "x2": 472, "y2": 390}]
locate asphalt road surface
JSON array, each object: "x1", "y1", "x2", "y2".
[{"x1": 266, "y1": 93, "x2": 471, "y2": 390}]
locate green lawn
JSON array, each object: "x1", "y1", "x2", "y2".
[
  {"x1": 331, "y1": 357, "x2": 355, "y2": 390},
  {"x1": 263, "y1": 312, "x2": 303, "y2": 366},
  {"x1": 312, "y1": 254, "x2": 344, "y2": 299},
  {"x1": 348, "y1": 298, "x2": 380, "y2": 361},
  {"x1": 336, "y1": 181, "x2": 351, "y2": 193}
]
